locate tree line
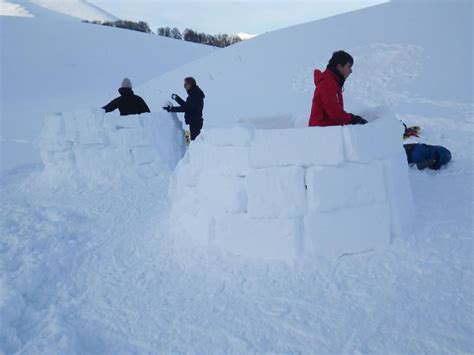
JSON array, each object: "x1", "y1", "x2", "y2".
[
  {"x1": 157, "y1": 27, "x2": 241, "y2": 48},
  {"x1": 82, "y1": 20, "x2": 242, "y2": 48},
  {"x1": 83, "y1": 20, "x2": 152, "y2": 34}
]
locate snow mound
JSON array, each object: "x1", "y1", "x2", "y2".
[
  {"x1": 1, "y1": 0, "x2": 117, "y2": 21},
  {"x1": 37, "y1": 109, "x2": 186, "y2": 185},
  {"x1": 169, "y1": 111, "x2": 414, "y2": 262},
  {"x1": 29, "y1": 0, "x2": 117, "y2": 21},
  {"x1": 0, "y1": 0, "x2": 33, "y2": 17}
]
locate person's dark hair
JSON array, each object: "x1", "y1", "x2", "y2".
[
  {"x1": 327, "y1": 50, "x2": 354, "y2": 68},
  {"x1": 184, "y1": 77, "x2": 196, "y2": 86}
]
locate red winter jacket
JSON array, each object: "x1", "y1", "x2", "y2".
[{"x1": 308, "y1": 68, "x2": 353, "y2": 127}]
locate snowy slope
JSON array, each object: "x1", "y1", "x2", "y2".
[
  {"x1": 0, "y1": 16, "x2": 215, "y2": 170},
  {"x1": 140, "y1": 1, "x2": 472, "y2": 130},
  {"x1": 0, "y1": 0, "x2": 117, "y2": 21},
  {"x1": 1, "y1": 0, "x2": 473, "y2": 353}
]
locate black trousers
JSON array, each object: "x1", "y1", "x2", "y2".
[{"x1": 190, "y1": 119, "x2": 203, "y2": 140}]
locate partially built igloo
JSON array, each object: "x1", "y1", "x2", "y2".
[
  {"x1": 37, "y1": 109, "x2": 186, "y2": 183},
  {"x1": 169, "y1": 117, "x2": 414, "y2": 261}
]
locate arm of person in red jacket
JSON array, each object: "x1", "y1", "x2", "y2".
[{"x1": 319, "y1": 83, "x2": 353, "y2": 125}]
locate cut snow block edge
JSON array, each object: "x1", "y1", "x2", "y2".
[
  {"x1": 199, "y1": 126, "x2": 254, "y2": 147},
  {"x1": 303, "y1": 203, "x2": 391, "y2": 258},
  {"x1": 247, "y1": 166, "x2": 307, "y2": 218},
  {"x1": 249, "y1": 126, "x2": 345, "y2": 168},
  {"x1": 382, "y1": 154, "x2": 415, "y2": 238}
]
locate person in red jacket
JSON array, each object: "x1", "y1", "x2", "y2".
[{"x1": 309, "y1": 51, "x2": 367, "y2": 127}]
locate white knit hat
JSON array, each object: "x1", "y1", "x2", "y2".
[{"x1": 121, "y1": 78, "x2": 132, "y2": 89}]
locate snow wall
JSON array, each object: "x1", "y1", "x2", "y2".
[
  {"x1": 37, "y1": 109, "x2": 186, "y2": 183},
  {"x1": 169, "y1": 116, "x2": 415, "y2": 262}
]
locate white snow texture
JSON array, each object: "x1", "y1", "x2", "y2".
[{"x1": 1, "y1": 0, "x2": 473, "y2": 353}]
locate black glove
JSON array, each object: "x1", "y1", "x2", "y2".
[
  {"x1": 171, "y1": 94, "x2": 182, "y2": 102},
  {"x1": 351, "y1": 114, "x2": 368, "y2": 125},
  {"x1": 162, "y1": 105, "x2": 172, "y2": 112}
]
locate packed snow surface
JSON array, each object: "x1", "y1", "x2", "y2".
[{"x1": 1, "y1": 0, "x2": 473, "y2": 353}]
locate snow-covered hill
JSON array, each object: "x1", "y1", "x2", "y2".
[
  {"x1": 1, "y1": 0, "x2": 473, "y2": 353},
  {"x1": 0, "y1": 0, "x2": 117, "y2": 21},
  {"x1": 0, "y1": 13, "x2": 215, "y2": 170},
  {"x1": 140, "y1": 1, "x2": 472, "y2": 130}
]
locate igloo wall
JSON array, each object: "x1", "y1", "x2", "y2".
[
  {"x1": 38, "y1": 109, "x2": 186, "y2": 182},
  {"x1": 169, "y1": 117, "x2": 414, "y2": 261}
]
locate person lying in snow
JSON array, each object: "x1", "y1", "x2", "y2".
[
  {"x1": 102, "y1": 78, "x2": 150, "y2": 116},
  {"x1": 404, "y1": 143, "x2": 452, "y2": 170},
  {"x1": 309, "y1": 50, "x2": 367, "y2": 127},
  {"x1": 163, "y1": 77, "x2": 205, "y2": 141}
]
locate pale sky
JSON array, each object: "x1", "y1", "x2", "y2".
[{"x1": 90, "y1": 0, "x2": 388, "y2": 35}]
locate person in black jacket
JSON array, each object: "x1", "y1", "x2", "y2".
[
  {"x1": 163, "y1": 77, "x2": 205, "y2": 140},
  {"x1": 103, "y1": 78, "x2": 150, "y2": 116}
]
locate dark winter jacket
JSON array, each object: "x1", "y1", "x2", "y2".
[
  {"x1": 170, "y1": 86, "x2": 205, "y2": 125},
  {"x1": 308, "y1": 67, "x2": 353, "y2": 127},
  {"x1": 102, "y1": 88, "x2": 150, "y2": 116},
  {"x1": 404, "y1": 143, "x2": 452, "y2": 170}
]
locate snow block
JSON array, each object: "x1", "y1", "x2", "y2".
[
  {"x1": 41, "y1": 149, "x2": 75, "y2": 168},
  {"x1": 75, "y1": 110, "x2": 107, "y2": 146},
  {"x1": 104, "y1": 115, "x2": 142, "y2": 130},
  {"x1": 39, "y1": 109, "x2": 185, "y2": 183},
  {"x1": 306, "y1": 162, "x2": 386, "y2": 212},
  {"x1": 303, "y1": 203, "x2": 390, "y2": 258},
  {"x1": 189, "y1": 142, "x2": 250, "y2": 176},
  {"x1": 38, "y1": 138, "x2": 73, "y2": 153},
  {"x1": 42, "y1": 113, "x2": 65, "y2": 138},
  {"x1": 131, "y1": 147, "x2": 159, "y2": 165},
  {"x1": 173, "y1": 159, "x2": 200, "y2": 188},
  {"x1": 121, "y1": 127, "x2": 155, "y2": 147},
  {"x1": 249, "y1": 126, "x2": 344, "y2": 168},
  {"x1": 343, "y1": 118, "x2": 405, "y2": 162},
  {"x1": 382, "y1": 154, "x2": 415, "y2": 238},
  {"x1": 214, "y1": 214, "x2": 300, "y2": 262},
  {"x1": 200, "y1": 127, "x2": 253, "y2": 147},
  {"x1": 75, "y1": 146, "x2": 133, "y2": 175},
  {"x1": 136, "y1": 161, "x2": 165, "y2": 178},
  {"x1": 196, "y1": 173, "x2": 247, "y2": 214},
  {"x1": 247, "y1": 166, "x2": 306, "y2": 218},
  {"x1": 62, "y1": 111, "x2": 79, "y2": 142},
  {"x1": 104, "y1": 128, "x2": 123, "y2": 147}
]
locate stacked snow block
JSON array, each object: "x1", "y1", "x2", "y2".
[
  {"x1": 38, "y1": 109, "x2": 186, "y2": 182},
  {"x1": 169, "y1": 118, "x2": 414, "y2": 262}
]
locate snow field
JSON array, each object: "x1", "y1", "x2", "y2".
[
  {"x1": 37, "y1": 109, "x2": 186, "y2": 184},
  {"x1": 169, "y1": 114, "x2": 414, "y2": 261}
]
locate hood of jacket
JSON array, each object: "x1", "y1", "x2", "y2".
[
  {"x1": 188, "y1": 85, "x2": 205, "y2": 99},
  {"x1": 314, "y1": 67, "x2": 345, "y2": 88},
  {"x1": 118, "y1": 87, "x2": 134, "y2": 96}
]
